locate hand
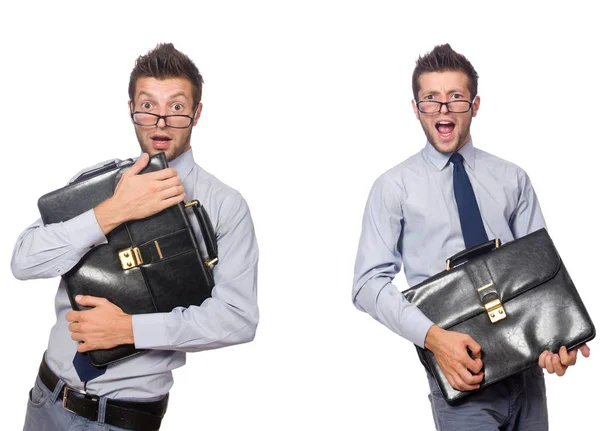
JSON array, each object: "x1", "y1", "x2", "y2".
[
  {"x1": 94, "y1": 153, "x2": 186, "y2": 234},
  {"x1": 66, "y1": 295, "x2": 134, "y2": 352},
  {"x1": 538, "y1": 344, "x2": 590, "y2": 376},
  {"x1": 424, "y1": 325, "x2": 484, "y2": 391}
]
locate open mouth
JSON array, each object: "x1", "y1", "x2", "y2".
[
  {"x1": 151, "y1": 134, "x2": 172, "y2": 149},
  {"x1": 435, "y1": 121, "x2": 455, "y2": 138}
]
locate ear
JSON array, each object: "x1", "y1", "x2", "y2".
[
  {"x1": 128, "y1": 100, "x2": 135, "y2": 123},
  {"x1": 471, "y1": 95, "x2": 481, "y2": 118},
  {"x1": 411, "y1": 99, "x2": 420, "y2": 120},
  {"x1": 192, "y1": 103, "x2": 203, "y2": 127}
]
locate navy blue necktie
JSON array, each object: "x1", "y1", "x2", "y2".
[
  {"x1": 450, "y1": 152, "x2": 488, "y2": 248},
  {"x1": 73, "y1": 351, "x2": 107, "y2": 381}
]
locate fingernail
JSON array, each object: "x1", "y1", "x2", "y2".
[{"x1": 76, "y1": 295, "x2": 82, "y2": 301}]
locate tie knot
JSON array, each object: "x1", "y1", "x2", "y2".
[{"x1": 449, "y1": 152, "x2": 464, "y2": 165}]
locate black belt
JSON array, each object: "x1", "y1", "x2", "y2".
[{"x1": 38, "y1": 359, "x2": 168, "y2": 431}]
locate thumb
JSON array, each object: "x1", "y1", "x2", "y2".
[
  {"x1": 124, "y1": 153, "x2": 150, "y2": 177},
  {"x1": 75, "y1": 295, "x2": 106, "y2": 308}
]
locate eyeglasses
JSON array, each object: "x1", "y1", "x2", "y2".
[
  {"x1": 416, "y1": 100, "x2": 474, "y2": 114},
  {"x1": 130, "y1": 112, "x2": 196, "y2": 129}
]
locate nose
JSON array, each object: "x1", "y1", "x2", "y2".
[
  {"x1": 157, "y1": 117, "x2": 167, "y2": 128},
  {"x1": 440, "y1": 103, "x2": 450, "y2": 114}
]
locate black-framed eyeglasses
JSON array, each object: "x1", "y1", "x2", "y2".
[
  {"x1": 416, "y1": 100, "x2": 474, "y2": 114},
  {"x1": 130, "y1": 111, "x2": 196, "y2": 129}
]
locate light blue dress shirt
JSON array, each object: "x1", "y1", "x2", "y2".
[
  {"x1": 12, "y1": 148, "x2": 259, "y2": 399},
  {"x1": 352, "y1": 140, "x2": 546, "y2": 348}
]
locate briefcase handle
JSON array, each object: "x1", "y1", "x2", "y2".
[
  {"x1": 446, "y1": 238, "x2": 501, "y2": 271},
  {"x1": 73, "y1": 159, "x2": 133, "y2": 183},
  {"x1": 185, "y1": 200, "x2": 219, "y2": 268}
]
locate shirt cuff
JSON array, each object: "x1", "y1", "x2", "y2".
[
  {"x1": 63, "y1": 209, "x2": 107, "y2": 252},
  {"x1": 404, "y1": 309, "x2": 435, "y2": 349},
  {"x1": 132, "y1": 313, "x2": 169, "y2": 349}
]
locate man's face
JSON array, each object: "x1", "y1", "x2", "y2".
[
  {"x1": 411, "y1": 71, "x2": 480, "y2": 154},
  {"x1": 130, "y1": 77, "x2": 202, "y2": 162}
]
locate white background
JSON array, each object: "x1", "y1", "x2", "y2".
[{"x1": 1, "y1": 1, "x2": 599, "y2": 429}]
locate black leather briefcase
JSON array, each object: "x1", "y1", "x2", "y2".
[
  {"x1": 38, "y1": 152, "x2": 218, "y2": 366},
  {"x1": 403, "y1": 228, "x2": 595, "y2": 402}
]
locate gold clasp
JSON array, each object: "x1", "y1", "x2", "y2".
[
  {"x1": 484, "y1": 298, "x2": 506, "y2": 323},
  {"x1": 118, "y1": 247, "x2": 143, "y2": 269}
]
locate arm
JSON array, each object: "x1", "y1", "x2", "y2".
[
  {"x1": 352, "y1": 174, "x2": 433, "y2": 347},
  {"x1": 11, "y1": 154, "x2": 184, "y2": 280},
  {"x1": 11, "y1": 211, "x2": 107, "y2": 280},
  {"x1": 131, "y1": 193, "x2": 259, "y2": 351},
  {"x1": 70, "y1": 192, "x2": 259, "y2": 352},
  {"x1": 509, "y1": 168, "x2": 547, "y2": 237},
  {"x1": 353, "y1": 174, "x2": 483, "y2": 391},
  {"x1": 66, "y1": 162, "x2": 257, "y2": 353}
]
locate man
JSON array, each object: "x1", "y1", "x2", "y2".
[
  {"x1": 12, "y1": 43, "x2": 259, "y2": 431},
  {"x1": 352, "y1": 44, "x2": 590, "y2": 430}
]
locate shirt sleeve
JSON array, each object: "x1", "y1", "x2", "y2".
[
  {"x1": 132, "y1": 193, "x2": 259, "y2": 352},
  {"x1": 11, "y1": 210, "x2": 108, "y2": 280},
  {"x1": 11, "y1": 161, "x2": 123, "y2": 280},
  {"x1": 510, "y1": 168, "x2": 547, "y2": 239},
  {"x1": 352, "y1": 174, "x2": 434, "y2": 348}
]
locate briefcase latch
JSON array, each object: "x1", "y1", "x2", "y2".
[
  {"x1": 118, "y1": 247, "x2": 143, "y2": 269},
  {"x1": 484, "y1": 299, "x2": 506, "y2": 323}
]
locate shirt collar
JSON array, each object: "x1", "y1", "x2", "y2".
[
  {"x1": 168, "y1": 148, "x2": 195, "y2": 180},
  {"x1": 423, "y1": 139, "x2": 475, "y2": 171}
]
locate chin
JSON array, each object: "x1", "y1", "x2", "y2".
[{"x1": 432, "y1": 140, "x2": 459, "y2": 154}]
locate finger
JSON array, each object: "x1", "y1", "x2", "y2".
[
  {"x1": 75, "y1": 295, "x2": 107, "y2": 307},
  {"x1": 77, "y1": 342, "x2": 92, "y2": 353},
  {"x1": 65, "y1": 311, "x2": 80, "y2": 323},
  {"x1": 579, "y1": 344, "x2": 591, "y2": 358},
  {"x1": 71, "y1": 332, "x2": 83, "y2": 342},
  {"x1": 452, "y1": 370, "x2": 481, "y2": 391},
  {"x1": 458, "y1": 366, "x2": 483, "y2": 387},
  {"x1": 157, "y1": 185, "x2": 185, "y2": 201},
  {"x1": 124, "y1": 153, "x2": 150, "y2": 177},
  {"x1": 544, "y1": 354, "x2": 555, "y2": 374},
  {"x1": 465, "y1": 356, "x2": 483, "y2": 374},
  {"x1": 467, "y1": 357, "x2": 483, "y2": 374},
  {"x1": 552, "y1": 354, "x2": 567, "y2": 376},
  {"x1": 144, "y1": 167, "x2": 179, "y2": 181},
  {"x1": 560, "y1": 346, "x2": 577, "y2": 366},
  {"x1": 466, "y1": 338, "x2": 482, "y2": 359},
  {"x1": 538, "y1": 351, "x2": 550, "y2": 368},
  {"x1": 158, "y1": 193, "x2": 186, "y2": 210},
  {"x1": 68, "y1": 322, "x2": 80, "y2": 333},
  {"x1": 559, "y1": 346, "x2": 572, "y2": 366},
  {"x1": 153, "y1": 176, "x2": 182, "y2": 192}
]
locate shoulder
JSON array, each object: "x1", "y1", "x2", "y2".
[
  {"x1": 475, "y1": 148, "x2": 528, "y2": 177},
  {"x1": 187, "y1": 164, "x2": 251, "y2": 228},
  {"x1": 373, "y1": 150, "x2": 425, "y2": 192},
  {"x1": 367, "y1": 150, "x2": 426, "y2": 207}
]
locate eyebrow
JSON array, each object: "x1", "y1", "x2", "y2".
[
  {"x1": 136, "y1": 91, "x2": 190, "y2": 101},
  {"x1": 422, "y1": 89, "x2": 466, "y2": 96}
]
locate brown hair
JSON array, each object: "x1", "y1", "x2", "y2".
[
  {"x1": 128, "y1": 43, "x2": 204, "y2": 107},
  {"x1": 412, "y1": 44, "x2": 478, "y2": 101}
]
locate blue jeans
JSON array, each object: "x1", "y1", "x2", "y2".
[
  {"x1": 427, "y1": 366, "x2": 549, "y2": 430},
  {"x1": 23, "y1": 376, "x2": 131, "y2": 431}
]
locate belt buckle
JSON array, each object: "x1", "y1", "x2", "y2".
[{"x1": 62, "y1": 386, "x2": 98, "y2": 414}]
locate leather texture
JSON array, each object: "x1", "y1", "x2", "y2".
[
  {"x1": 38, "y1": 153, "x2": 216, "y2": 366},
  {"x1": 403, "y1": 228, "x2": 595, "y2": 402}
]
